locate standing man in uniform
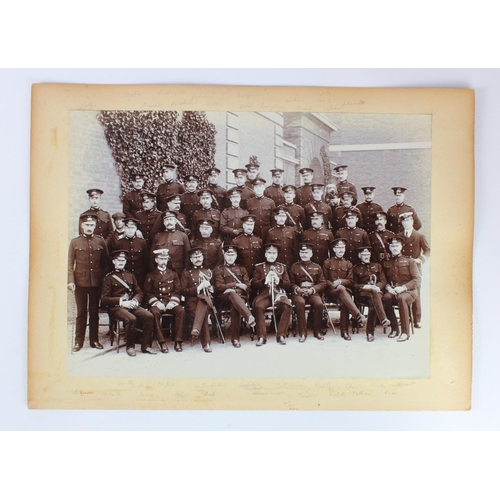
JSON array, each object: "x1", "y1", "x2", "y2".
[
  {"x1": 68, "y1": 214, "x2": 109, "y2": 352},
  {"x1": 382, "y1": 236, "x2": 421, "y2": 342},
  {"x1": 387, "y1": 187, "x2": 422, "y2": 234},
  {"x1": 251, "y1": 243, "x2": 292, "y2": 346},
  {"x1": 206, "y1": 167, "x2": 228, "y2": 210},
  {"x1": 304, "y1": 184, "x2": 333, "y2": 230},
  {"x1": 150, "y1": 210, "x2": 191, "y2": 275},
  {"x1": 302, "y1": 211, "x2": 334, "y2": 266},
  {"x1": 156, "y1": 163, "x2": 185, "y2": 213},
  {"x1": 245, "y1": 163, "x2": 260, "y2": 190},
  {"x1": 180, "y1": 174, "x2": 201, "y2": 226},
  {"x1": 398, "y1": 212, "x2": 430, "y2": 328},
  {"x1": 332, "y1": 190, "x2": 362, "y2": 232},
  {"x1": 143, "y1": 249, "x2": 185, "y2": 353},
  {"x1": 264, "y1": 168, "x2": 285, "y2": 206},
  {"x1": 289, "y1": 242, "x2": 327, "y2": 343},
  {"x1": 279, "y1": 185, "x2": 305, "y2": 232},
  {"x1": 369, "y1": 211, "x2": 396, "y2": 263},
  {"x1": 80, "y1": 188, "x2": 112, "y2": 240},
  {"x1": 233, "y1": 215, "x2": 263, "y2": 279},
  {"x1": 334, "y1": 165, "x2": 358, "y2": 205},
  {"x1": 295, "y1": 166, "x2": 315, "y2": 206},
  {"x1": 335, "y1": 209, "x2": 370, "y2": 264},
  {"x1": 122, "y1": 169, "x2": 146, "y2": 218},
  {"x1": 101, "y1": 250, "x2": 156, "y2": 357},
  {"x1": 135, "y1": 191, "x2": 162, "y2": 244},
  {"x1": 246, "y1": 178, "x2": 276, "y2": 240},
  {"x1": 220, "y1": 187, "x2": 249, "y2": 244},
  {"x1": 191, "y1": 188, "x2": 222, "y2": 240},
  {"x1": 214, "y1": 245, "x2": 256, "y2": 348},
  {"x1": 266, "y1": 206, "x2": 298, "y2": 269},
  {"x1": 357, "y1": 187, "x2": 384, "y2": 234},
  {"x1": 190, "y1": 219, "x2": 224, "y2": 270},
  {"x1": 232, "y1": 168, "x2": 255, "y2": 209},
  {"x1": 107, "y1": 212, "x2": 127, "y2": 253}
]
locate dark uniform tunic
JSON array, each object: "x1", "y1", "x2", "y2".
[
  {"x1": 68, "y1": 234, "x2": 109, "y2": 347},
  {"x1": 387, "y1": 203, "x2": 422, "y2": 234},
  {"x1": 79, "y1": 208, "x2": 112, "y2": 240},
  {"x1": 251, "y1": 262, "x2": 292, "y2": 341},
  {"x1": 331, "y1": 206, "x2": 364, "y2": 233},
  {"x1": 246, "y1": 196, "x2": 276, "y2": 240},
  {"x1": 115, "y1": 236, "x2": 149, "y2": 287},
  {"x1": 302, "y1": 227, "x2": 334, "y2": 266},
  {"x1": 156, "y1": 180, "x2": 185, "y2": 213},
  {"x1": 369, "y1": 229, "x2": 396, "y2": 263},
  {"x1": 214, "y1": 263, "x2": 252, "y2": 341},
  {"x1": 336, "y1": 180, "x2": 358, "y2": 205},
  {"x1": 265, "y1": 225, "x2": 298, "y2": 269},
  {"x1": 244, "y1": 180, "x2": 255, "y2": 192},
  {"x1": 191, "y1": 208, "x2": 221, "y2": 240},
  {"x1": 279, "y1": 202, "x2": 306, "y2": 232},
  {"x1": 101, "y1": 268, "x2": 153, "y2": 350},
  {"x1": 304, "y1": 201, "x2": 333, "y2": 230},
  {"x1": 335, "y1": 227, "x2": 370, "y2": 264},
  {"x1": 208, "y1": 183, "x2": 228, "y2": 211},
  {"x1": 353, "y1": 261, "x2": 388, "y2": 334},
  {"x1": 264, "y1": 184, "x2": 285, "y2": 207},
  {"x1": 107, "y1": 229, "x2": 126, "y2": 253},
  {"x1": 180, "y1": 191, "x2": 201, "y2": 226},
  {"x1": 143, "y1": 267, "x2": 185, "y2": 344},
  {"x1": 232, "y1": 233, "x2": 263, "y2": 279},
  {"x1": 189, "y1": 237, "x2": 224, "y2": 270},
  {"x1": 220, "y1": 206, "x2": 249, "y2": 243},
  {"x1": 289, "y1": 260, "x2": 327, "y2": 338},
  {"x1": 238, "y1": 185, "x2": 256, "y2": 210},
  {"x1": 296, "y1": 184, "x2": 314, "y2": 206},
  {"x1": 357, "y1": 201, "x2": 384, "y2": 234},
  {"x1": 150, "y1": 230, "x2": 191, "y2": 275},
  {"x1": 136, "y1": 208, "x2": 162, "y2": 244},
  {"x1": 150, "y1": 211, "x2": 190, "y2": 240},
  {"x1": 122, "y1": 189, "x2": 144, "y2": 219}
]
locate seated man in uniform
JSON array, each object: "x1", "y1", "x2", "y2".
[
  {"x1": 214, "y1": 245, "x2": 256, "y2": 348},
  {"x1": 289, "y1": 243, "x2": 327, "y2": 343},
  {"x1": 101, "y1": 250, "x2": 156, "y2": 357},
  {"x1": 180, "y1": 247, "x2": 215, "y2": 353},
  {"x1": 322, "y1": 238, "x2": 367, "y2": 341},
  {"x1": 382, "y1": 237, "x2": 421, "y2": 342},
  {"x1": 251, "y1": 243, "x2": 292, "y2": 347},
  {"x1": 352, "y1": 246, "x2": 392, "y2": 342},
  {"x1": 144, "y1": 249, "x2": 185, "y2": 353}
]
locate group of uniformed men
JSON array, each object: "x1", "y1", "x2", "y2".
[{"x1": 68, "y1": 161, "x2": 430, "y2": 356}]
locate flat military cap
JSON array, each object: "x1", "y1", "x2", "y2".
[
  {"x1": 399, "y1": 212, "x2": 414, "y2": 220},
  {"x1": 299, "y1": 166, "x2": 314, "y2": 174},
  {"x1": 310, "y1": 210, "x2": 326, "y2": 217},
  {"x1": 263, "y1": 242, "x2": 281, "y2": 251},
  {"x1": 198, "y1": 218, "x2": 215, "y2": 226},
  {"x1": 339, "y1": 190, "x2": 355, "y2": 198},
  {"x1": 185, "y1": 174, "x2": 200, "y2": 182},
  {"x1": 252, "y1": 178, "x2": 266, "y2": 186},
  {"x1": 333, "y1": 165, "x2": 348, "y2": 172},
  {"x1": 161, "y1": 163, "x2": 177, "y2": 171},
  {"x1": 388, "y1": 236, "x2": 404, "y2": 244},
  {"x1": 374, "y1": 211, "x2": 388, "y2": 219},
  {"x1": 223, "y1": 244, "x2": 240, "y2": 253},
  {"x1": 232, "y1": 167, "x2": 248, "y2": 175},
  {"x1": 282, "y1": 184, "x2": 297, "y2": 192},
  {"x1": 197, "y1": 188, "x2": 214, "y2": 197},
  {"x1": 111, "y1": 250, "x2": 130, "y2": 258},
  {"x1": 86, "y1": 188, "x2": 104, "y2": 196},
  {"x1": 392, "y1": 187, "x2": 407, "y2": 194},
  {"x1": 332, "y1": 238, "x2": 347, "y2": 247},
  {"x1": 162, "y1": 210, "x2": 178, "y2": 219},
  {"x1": 344, "y1": 209, "x2": 361, "y2": 218},
  {"x1": 270, "y1": 168, "x2": 285, "y2": 174},
  {"x1": 227, "y1": 187, "x2": 243, "y2": 196},
  {"x1": 245, "y1": 163, "x2": 259, "y2": 170},
  {"x1": 130, "y1": 169, "x2": 145, "y2": 179},
  {"x1": 298, "y1": 242, "x2": 314, "y2": 251},
  {"x1": 153, "y1": 249, "x2": 170, "y2": 257},
  {"x1": 164, "y1": 193, "x2": 182, "y2": 203},
  {"x1": 311, "y1": 183, "x2": 325, "y2": 190},
  {"x1": 273, "y1": 206, "x2": 288, "y2": 215},
  {"x1": 140, "y1": 190, "x2": 156, "y2": 200},
  {"x1": 123, "y1": 218, "x2": 140, "y2": 226},
  {"x1": 112, "y1": 212, "x2": 126, "y2": 220},
  {"x1": 357, "y1": 246, "x2": 373, "y2": 253},
  {"x1": 187, "y1": 247, "x2": 204, "y2": 256},
  {"x1": 240, "y1": 215, "x2": 256, "y2": 223},
  {"x1": 361, "y1": 187, "x2": 376, "y2": 193},
  {"x1": 80, "y1": 213, "x2": 98, "y2": 222},
  {"x1": 205, "y1": 167, "x2": 221, "y2": 175}
]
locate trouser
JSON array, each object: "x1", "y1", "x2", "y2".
[
  {"x1": 110, "y1": 306, "x2": 154, "y2": 350},
  {"x1": 412, "y1": 286, "x2": 421, "y2": 323},
  {"x1": 151, "y1": 304, "x2": 185, "y2": 343},
  {"x1": 358, "y1": 289, "x2": 388, "y2": 334},
  {"x1": 74, "y1": 286, "x2": 101, "y2": 346},
  {"x1": 253, "y1": 294, "x2": 292, "y2": 341},
  {"x1": 382, "y1": 291, "x2": 416, "y2": 335},
  {"x1": 220, "y1": 291, "x2": 252, "y2": 341},
  {"x1": 327, "y1": 288, "x2": 361, "y2": 334},
  {"x1": 293, "y1": 294, "x2": 323, "y2": 337},
  {"x1": 187, "y1": 296, "x2": 211, "y2": 346}
]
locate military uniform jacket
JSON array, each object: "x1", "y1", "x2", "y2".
[
  {"x1": 136, "y1": 208, "x2": 162, "y2": 243},
  {"x1": 244, "y1": 180, "x2": 256, "y2": 192},
  {"x1": 279, "y1": 203, "x2": 306, "y2": 230},
  {"x1": 156, "y1": 180, "x2": 185, "y2": 212},
  {"x1": 296, "y1": 184, "x2": 314, "y2": 206},
  {"x1": 150, "y1": 211, "x2": 190, "y2": 240},
  {"x1": 289, "y1": 261, "x2": 327, "y2": 295},
  {"x1": 208, "y1": 183, "x2": 228, "y2": 211},
  {"x1": 68, "y1": 234, "x2": 109, "y2": 287},
  {"x1": 238, "y1": 185, "x2": 255, "y2": 210},
  {"x1": 180, "y1": 267, "x2": 214, "y2": 302},
  {"x1": 180, "y1": 191, "x2": 201, "y2": 225},
  {"x1": 107, "y1": 229, "x2": 126, "y2": 253},
  {"x1": 399, "y1": 229, "x2": 430, "y2": 263},
  {"x1": 115, "y1": 236, "x2": 149, "y2": 283},
  {"x1": 251, "y1": 262, "x2": 292, "y2": 300},
  {"x1": 189, "y1": 237, "x2": 224, "y2": 270},
  {"x1": 220, "y1": 206, "x2": 249, "y2": 242},
  {"x1": 79, "y1": 208, "x2": 112, "y2": 240},
  {"x1": 304, "y1": 201, "x2": 333, "y2": 230},
  {"x1": 335, "y1": 227, "x2": 370, "y2": 264},
  {"x1": 353, "y1": 262, "x2": 387, "y2": 292},
  {"x1": 264, "y1": 184, "x2": 285, "y2": 207},
  {"x1": 356, "y1": 201, "x2": 384, "y2": 234},
  {"x1": 383, "y1": 254, "x2": 421, "y2": 290},
  {"x1": 143, "y1": 267, "x2": 182, "y2": 307},
  {"x1": 336, "y1": 180, "x2": 358, "y2": 205},
  {"x1": 387, "y1": 203, "x2": 422, "y2": 234},
  {"x1": 191, "y1": 208, "x2": 221, "y2": 239},
  {"x1": 232, "y1": 233, "x2": 263, "y2": 278},
  {"x1": 322, "y1": 257, "x2": 354, "y2": 291},
  {"x1": 150, "y1": 230, "x2": 191, "y2": 274},
  {"x1": 246, "y1": 196, "x2": 276, "y2": 239},
  {"x1": 122, "y1": 189, "x2": 144, "y2": 218},
  {"x1": 265, "y1": 225, "x2": 298, "y2": 269},
  {"x1": 214, "y1": 264, "x2": 250, "y2": 298},
  {"x1": 302, "y1": 227, "x2": 334, "y2": 266},
  {"x1": 332, "y1": 206, "x2": 364, "y2": 233},
  {"x1": 369, "y1": 229, "x2": 396, "y2": 263},
  {"x1": 101, "y1": 268, "x2": 143, "y2": 308}
]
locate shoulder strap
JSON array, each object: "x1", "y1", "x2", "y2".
[
  {"x1": 299, "y1": 265, "x2": 314, "y2": 282},
  {"x1": 111, "y1": 274, "x2": 132, "y2": 291}
]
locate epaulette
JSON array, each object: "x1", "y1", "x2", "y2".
[
  {"x1": 96, "y1": 235, "x2": 104, "y2": 239},
  {"x1": 105, "y1": 271, "x2": 114, "y2": 276},
  {"x1": 255, "y1": 262, "x2": 264, "y2": 267}
]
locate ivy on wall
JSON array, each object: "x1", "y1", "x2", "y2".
[
  {"x1": 320, "y1": 145, "x2": 334, "y2": 185},
  {"x1": 98, "y1": 110, "x2": 216, "y2": 198}
]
